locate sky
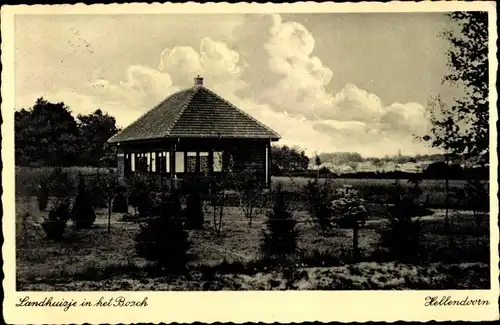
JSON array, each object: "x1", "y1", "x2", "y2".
[{"x1": 14, "y1": 13, "x2": 462, "y2": 157}]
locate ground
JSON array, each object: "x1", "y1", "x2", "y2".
[{"x1": 16, "y1": 190, "x2": 490, "y2": 291}]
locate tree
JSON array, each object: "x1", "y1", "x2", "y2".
[
  {"x1": 135, "y1": 191, "x2": 190, "y2": 271},
  {"x1": 271, "y1": 145, "x2": 310, "y2": 175},
  {"x1": 70, "y1": 175, "x2": 97, "y2": 229},
  {"x1": 261, "y1": 183, "x2": 298, "y2": 263},
  {"x1": 314, "y1": 154, "x2": 322, "y2": 178},
  {"x1": 233, "y1": 162, "x2": 265, "y2": 226},
  {"x1": 304, "y1": 177, "x2": 334, "y2": 234},
  {"x1": 422, "y1": 13, "x2": 489, "y2": 236},
  {"x1": 15, "y1": 98, "x2": 81, "y2": 166},
  {"x1": 423, "y1": 12, "x2": 489, "y2": 160},
  {"x1": 77, "y1": 109, "x2": 120, "y2": 167}
]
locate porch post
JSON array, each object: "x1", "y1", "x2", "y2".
[
  {"x1": 116, "y1": 145, "x2": 125, "y2": 181},
  {"x1": 266, "y1": 141, "x2": 271, "y2": 188},
  {"x1": 170, "y1": 144, "x2": 176, "y2": 189}
]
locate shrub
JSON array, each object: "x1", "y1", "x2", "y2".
[
  {"x1": 303, "y1": 178, "x2": 334, "y2": 233},
  {"x1": 185, "y1": 190, "x2": 204, "y2": 229},
  {"x1": 378, "y1": 179, "x2": 424, "y2": 263},
  {"x1": 42, "y1": 203, "x2": 70, "y2": 240},
  {"x1": 261, "y1": 183, "x2": 298, "y2": 263},
  {"x1": 331, "y1": 185, "x2": 367, "y2": 261},
  {"x1": 112, "y1": 192, "x2": 128, "y2": 213},
  {"x1": 70, "y1": 177, "x2": 96, "y2": 228},
  {"x1": 37, "y1": 181, "x2": 49, "y2": 211},
  {"x1": 128, "y1": 189, "x2": 140, "y2": 214},
  {"x1": 232, "y1": 163, "x2": 265, "y2": 226},
  {"x1": 46, "y1": 167, "x2": 74, "y2": 198},
  {"x1": 135, "y1": 191, "x2": 190, "y2": 271}
]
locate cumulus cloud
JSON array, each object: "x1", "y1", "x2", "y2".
[{"x1": 18, "y1": 13, "x2": 435, "y2": 157}]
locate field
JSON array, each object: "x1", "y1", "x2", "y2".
[{"x1": 15, "y1": 167, "x2": 490, "y2": 290}]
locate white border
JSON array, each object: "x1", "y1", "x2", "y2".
[{"x1": 2, "y1": 2, "x2": 498, "y2": 323}]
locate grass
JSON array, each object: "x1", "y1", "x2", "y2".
[
  {"x1": 16, "y1": 193, "x2": 490, "y2": 290},
  {"x1": 14, "y1": 167, "x2": 490, "y2": 290}
]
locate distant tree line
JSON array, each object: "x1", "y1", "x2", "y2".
[
  {"x1": 271, "y1": 145, "x2": 310, "y2": 175},
  {"x1": 15, "y1": 98, "x2": 120, "y2": 167},
  {"x1": 316, "y1": 152, "x2": 447, "y2": 166}
]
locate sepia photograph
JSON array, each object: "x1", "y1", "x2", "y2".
[{"x1": 2, "y1": 1, "x2": 498, "y2": 323}]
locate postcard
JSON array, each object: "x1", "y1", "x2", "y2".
[{"x1": 2, "y1": 1, "x2": 498, "y2": 323}]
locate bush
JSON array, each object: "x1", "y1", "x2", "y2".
[
  {"x1": 70, "y1": 177, "x2": 96, "y2": 228},
  {"x1": 303, "y1": 178, "x2": 334, "y2": 233},
  {"x1": 112, "y1": 192, "x2": 128, "y2": 213},
  {"x1": 185, "y1": 191, "x2": 204, "y2": 229},
  {"x1": 135, "y1": 191, "x2": 190, "y2": 271},
  {"x1": 42, "y1": 203, "x2": 70, "y2": 240},
  {"x1": 261, "y1": 184, "x2": 299, "y2": 263},
  {"x1": 46, "y1": 167, "x2": 74, "y2": 198},
  {"x1": 37, "y1": 182, "x2": 49, "y2": 211},
  {"x1": 331, "y1": 185, "x2": 367, "y2": 261},
  {"x1": 378, "y1": 179, "x2": 424, "y2": 263}
]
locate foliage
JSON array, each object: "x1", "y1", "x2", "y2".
[
  {"x1": 15, "y1": 98, "x2": 120, "y2": 167},
  {"x1": 378, "y1": 178, "x2": 424, "y2": 263},
  {"x1": 37, "y1": 182, "x2": 49, "y2": 211},
  {"x1": 232, "y1": 163, "x2": 265, "y2": 226},
  {"x1": 42, "y1": 203, "x2": 70, "y2": 240},
  {"x1": 112, "y1": 192, "x2": 128, "y2": 213},
  {"x1": 46, "y1": 167, "x2": 75, "y2": 198},
  {"x1": 77, "y1": 109, "x2": 120, "y2": 167},
  {"x1": 15, "y1": 98, "x2": 81, "y2": 166},
  {"x1": 303, "y1": 178, "x2": 334, "y2": 233},
  {"x1": 135, "y1": 192, "x2": 191, "y2": 271},
  {"x1": 331, "y1": 185, "x2": 367, "y2": 260},
  {"x1": 261, "y1": 183, "x2": 298, "y2": 262},
  {"x1": 184, "y1": 180, "x2": 205, "y2": 229},
  {"x1": 70, "y1": 177, "x2": 96, "y2": 228},
  {"x1": 271, "y1": 145, "x2": 309, "y2": 175},
  {"x1": 423, "y1": 12, "x2": 489, "y2": 160}
]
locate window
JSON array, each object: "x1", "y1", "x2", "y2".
[
  {"x1": 155, "y1": 151, "x2": 170, "y2": 173},
  {"x1": 213, "y1": 151, "x2": 223, "y2": 172},
  {"x1": 131, "y1": 153, "x2": 136, "y2": 172},
  {"x1": 175, "y1": 152, "x2": 185, "y2": 173},
  {"x1": 199, "y1": 152, "x2": 209, "y2": 175},
  {"x1": 147, "y1": 152, "x2": 152, "y2": 172},
  {"x1": 165, "y1": 152, "x2": 170, "y2": 173},
  {"x1": 186, "y1": 152, "x2": 197, "y2": 173},
  {"x1": 150, "y1": 152, "x2": 156, "y2": 172},
  {"x1": 125, "y1": 153, "x2": 131, "y2": 173}
]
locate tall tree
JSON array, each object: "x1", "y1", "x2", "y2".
[
  {"x1": 77, "y1": 109, "x2": 120, "y2": 166},
  {"x1": 423, "y1": 12, "x2": 489, "y2": 161}
]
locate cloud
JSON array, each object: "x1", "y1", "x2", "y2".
[{"x1": 17, "y1": 13, "x2": 436, "y2": 157}]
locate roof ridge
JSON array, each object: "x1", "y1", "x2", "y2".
[
  {"x1": 163, "y1": 86, "x2": 201, "y2": 138},
  {"x1": 200, "y1": 87, "x2": 281, "y2": 139},
  {"x1": 108, "y1": 88, "x2": 192, "y2": 143}
]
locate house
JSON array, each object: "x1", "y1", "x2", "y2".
[{"x1": 107, "y1": 76, "x2": 281, "y2": 187}]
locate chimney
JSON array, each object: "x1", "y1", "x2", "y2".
[{"x1": 194, "y1": 75, "x2": 203, "y2": 87}]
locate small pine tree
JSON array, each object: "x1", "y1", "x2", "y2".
[
  {"x1": 304, "y1": 178, "x2": 333, "y2": 233},
  {"x1": 70, "y1": 177, "x2": 96, "y2": 229},
  {"x1": 185, "y1": 191, "x2": 204, "y2": 229},
  {"x1": 378, "y1": 179, "x2": 424, "y2": 263},
  {"x1": 135, "y1": 191, "x2": 190, "y2": 271},
  {"x1": 261, "y1": 184, "x2": 298, "y2": 264},
  {"x1": 42, "y1": 203, "x2": 70, "y2": 240}
]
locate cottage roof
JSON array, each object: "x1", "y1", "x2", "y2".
[{"x1": 108, "y1": 77, "x2": 281, "y2": 144}]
